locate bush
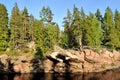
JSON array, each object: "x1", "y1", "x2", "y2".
[{"x1": 23, "y1": 48, "x2": 30, "y2": 53}]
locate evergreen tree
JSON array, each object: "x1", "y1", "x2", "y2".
[
  {"x1": 33, "y1": 20, "x2": 45, "y2": 58},
  {"x1": 39, "y1": 6, "x2": 59, "y2": 57},
  {"x1": 80, "y1": 7, "x2": 86, "y2": 49},
  {"x1": 80, "y1": 7, "x2": 86, "y2": 18},
  {"x1": 10, "y1": 3, "x2": 22, "y2": 50},
  {"x1": 112, "y1": 10, "x2": 120, "y2": 49},
  {"x1": 103, "y1": 7, "x2": 116, "y2": 49},
  {"x1": 62, "y1": 9, "x2": 73, "y2": 48},
  {"x1": 45, "y1": 23, "x2": 59, "y2": 49},
  {"x1": 71, "y1": 5, "x2": 82, "y2": 47},
  {"x1": 83, "y1": 13, "x2": 103, "y2": 48},
  {"x1": 21, "y1": 7, "x2": 30, "y2": 47},
  {"x1": 29, "y1": 14, "x2": 35, "y2": 41},
  {"x1": 0, "y1": 3, "x2": 9, "y2": 51},
  {"x1": 95, "y1": 9, "x2": 103, "y2": 22},
  {"x1": 40, "y1": 6, "x2": 53, "y2": 23}
]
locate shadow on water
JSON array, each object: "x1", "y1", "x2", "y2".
[{"x1": 1, "y1": 68, "x2": 120, "y2": 80}]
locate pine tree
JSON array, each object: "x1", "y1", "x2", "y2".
[
  {"x1": 40, "y1": 6, "x2": 59, "y2": 48},
  {"x1": 40, "y1": 6, "x2": 53, "y2": 23},
  {"x1": 0, "y1": 3, "x2": 9, "y2": 51}
]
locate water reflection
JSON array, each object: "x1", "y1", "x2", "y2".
[
  {"x1": 14, "y1": 74, "x2": 33, "y2": 80},
  {"x1": 1, "y1": 68, "x2": 120, "y2": 80}
]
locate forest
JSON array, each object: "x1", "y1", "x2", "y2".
[{"x1": 0, "y1": 3, "x2": 120, "y2": 58}]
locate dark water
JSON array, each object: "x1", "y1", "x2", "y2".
[{"x1": 1, "y1": 68, "x2": 120, "y2": 80}]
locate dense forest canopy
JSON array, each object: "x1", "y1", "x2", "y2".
[{"x1": 0, "y1": 3, "x2": 120, "y2": 58}]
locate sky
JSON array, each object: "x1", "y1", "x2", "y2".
[{"x1": 0, "y1": 0, "x2": 120, "y2": 30}]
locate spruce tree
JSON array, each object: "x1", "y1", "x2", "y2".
[
  {"x1": 83, "y1": 13, "x2": 103, "y2": 48},
  {"x1": 21, "y1": 7, "x2": 30, "y2": 47},
  {"x1": 113, "y1": 10, "x2": 120, "y2": 49},
  {"x1": 0, "y1": 3, "x2": 9, "y2": 51},
  {"x1": 62, "y1": 9, "x2": 73, "y2": 48},
  {"x1": 29, "y1": 14, "x2": 35, "y2": 41},
  {"x1": 45, "y1": 23, "x2": 59, "y2": 49},
  {"x1": 33, "y1": 20, "x2": 45, "y2": 58},
  {"x1": 95, "y1": 9, "x2": 103, "y2": 22},
  {"x1": 103, "y1": 7, "x2": 116, "y2": 49},
  {"x1": 10, "y1": 3, "x2": 22, "y2": 50},
  {"x1": 71, "y1": 5, "x2": 82, "y2": 47}
]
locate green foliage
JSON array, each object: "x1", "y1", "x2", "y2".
[
  {"x1": 34, "y1": 9, "x2": 60, "y2": 58},
  {"x1": 40, "y1": 6, "x2": 53, "y2": 23},
  {"x1": 29, "y1": 14, "x2": 35, "y2": 41},
  {"x1": 10, "y1": 3, "x2": 22, "y2": 50},
  {"x1": 71, "y1": 5, "x2": 82, "y2": 47},
  {"x1": 33, "y1": 20, "x2": 44, "y2": 55},
  {"x1": 44, "y1": 23, "x2": 59, "y2": 49},
  {"x1": 63, "y1": 8, "x2": 79, "y2": 48},
  {"x1": 95, "y1": 9, "x2": 103, "y2": 22},
  {"x1": 82, "y1": 13, "x2": 103, "y2": 48},
  {"x1": 59, "y1": 31, "x2": 70, "y2": 49},
  {"x1": 103, "y1": 7, "x2": 119, "y2": 49},
  {"x1": 114, "y1": 10, "x2": 120, "y2": 49},
  {"x1": 1, "y1": 3, "x2": 120, "y2": 58},
  {"x1": 0, "y1": 3, "x2": 9, "y2": 51},
  {"x1": 23, "y1": 48, "x2": 30, "y2": 53},
  {"x1": 62, "y1": 6, "x2": 103, "y2": 49},
  {"x1": 21, "y1": 7, "x2": 31, "y2": 43}
]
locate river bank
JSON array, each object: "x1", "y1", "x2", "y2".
[
  {"x1": 0, "y1": 46, "x2": 120, "y2": 73},
  {"x1": 1, "y1": 67, "x2": 120, "y2": 80}
]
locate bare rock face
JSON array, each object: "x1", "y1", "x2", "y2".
[
  {"x1": 113, "y1": 50, "x2": 120, "y2": 61},
  {"x1": 54, "y1": 62, "x2": 66, "y2": 73},
  {"x1": 100, "y1": 49, "x2": 114, "y2": 64},
  {"x1": 13, "y1": 57, "x2": 45, "y2": 73},
  {"x1": 1, "y1": 46, "x2": 120, "y2": 73},
  {"x1": 43, "y1": 59, "x2": 54, "y2": 73},
  {"x1": 0, "y1": 54, "x2": 9, "y2": 72},
  {"x1": 84, "y1": 49, "x2": 100, "y2": 63},
  {"x1": 13, "y1": 63, "x2": 30, "y2": 73},
  {"x1": 83, "y1": 61, "x2": 94, "y2": 72},
  {"x1": 47, "y1": 46, "x2": 120, "y2": 73},
  {"x1": 69, "y1": 62, "x2": 83, "y2": 73}
]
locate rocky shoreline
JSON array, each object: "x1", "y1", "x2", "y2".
[{"x1": 1, "y1": 46, "x2": 120, "y2": 73}]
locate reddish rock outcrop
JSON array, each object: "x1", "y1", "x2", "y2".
[{"x1": 0, "y1": 46, "x2": 120, "y2": 73}]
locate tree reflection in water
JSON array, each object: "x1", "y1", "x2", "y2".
[{"x1": 1, "y1": 68, "x2": 120, "y2": 80}]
